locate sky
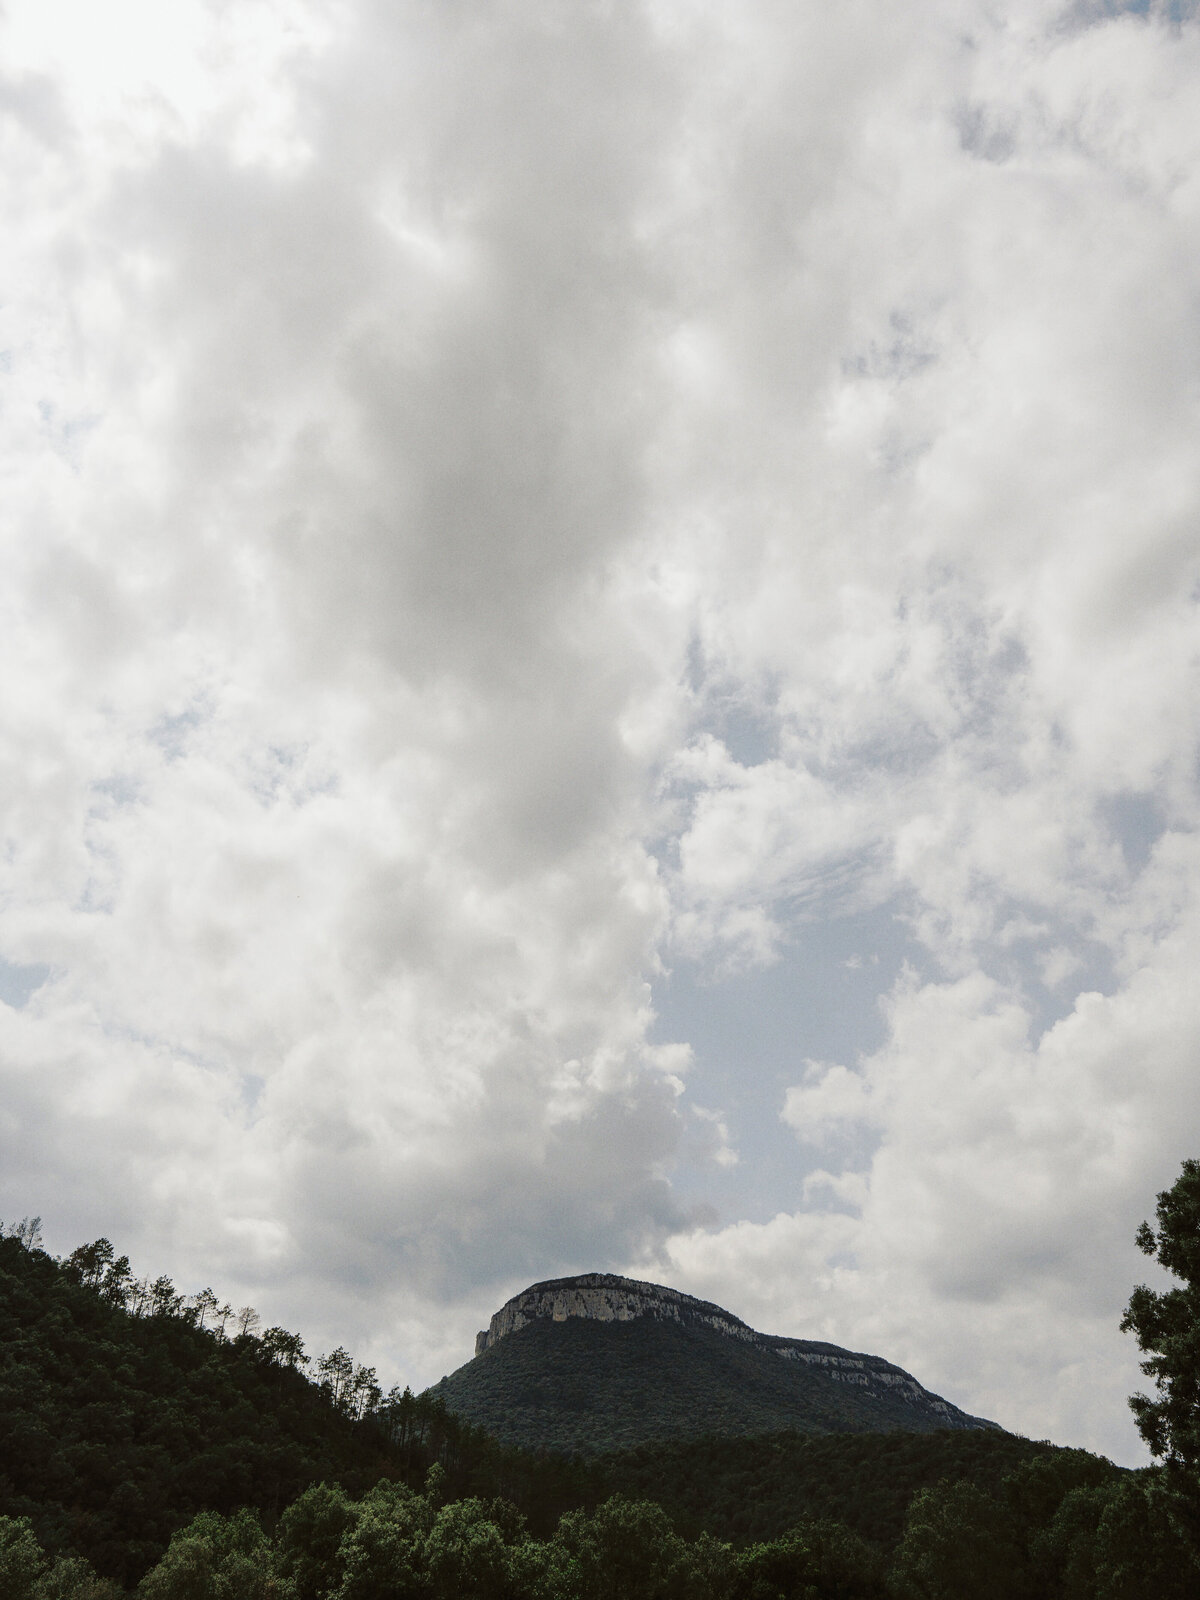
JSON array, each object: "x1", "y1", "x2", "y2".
[{"x1": 2, "y1": 0, "x2": 1199, "y2": 1468}]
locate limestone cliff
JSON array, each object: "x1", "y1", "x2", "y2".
[{"x1": 474, "y1": 1272, "x2": 978, "y2": 1427}]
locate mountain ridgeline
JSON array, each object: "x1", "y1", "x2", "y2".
[{"x1": 431, "y1": 1273, "x2": 994, "y2": 1454}]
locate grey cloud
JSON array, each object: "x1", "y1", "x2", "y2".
[
  {"x1": 94, "y1": 3, "x2": 684, "y2": 693},
  {"x1": 280, "y1": 1073, "x2": 691, "y2": 1304}
]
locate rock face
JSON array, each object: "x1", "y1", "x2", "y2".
[{"x1": 473, "y1": 1272, "x2": 980, "y2": 1427}]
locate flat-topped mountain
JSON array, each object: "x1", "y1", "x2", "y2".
[{"x1": 432, "y1": 1272, "x2": 996, "y2": 1454}]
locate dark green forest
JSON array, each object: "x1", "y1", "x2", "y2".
[
  {"x1": 428, "y1": 1315, "x2": 990, "y2": 1454},
  {"x1": 2, "y1": 1156, "x2": 1200, "y2": 1597}
]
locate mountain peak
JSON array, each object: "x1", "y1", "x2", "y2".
[{"x1": 475, "y1": 1272, "x2": 754, "y2": 1355}]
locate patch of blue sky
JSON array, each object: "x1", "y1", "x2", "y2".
[
  {"x1": 684, "y1": 632, "x2": 782, "y2": 760},
  {"x1": 1098, "y1": 790, "x2": 1166, "y2": 875},
  {"x1": 90, "y1": 773, "x2": 142, "y2": 811},
  {"x1": 1064, "y1": 0, "x2": 1197, "y2": 26},
  {"x1": 241, "y1": 1073, "x2": 266, "y2": 1114},
  {"x1": 0, "y1": 959, "x2": 50, "y2": 1009},
  {"x1": 711, "y1": 700, "x2": 778, "y2": 769},
  {"x1": 1006, "y1": 936, "x2": 1116, "y2": 1046},
  {"x1": 654, "y1": 903, "x2": 918, "y2": 1222}
]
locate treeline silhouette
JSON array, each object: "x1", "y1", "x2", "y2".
[{"x1": 2, "y1": 1198, "x2": 1199, "y2": 1597}]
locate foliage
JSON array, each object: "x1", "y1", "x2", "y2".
[
  {"x1": 16, "y1": 1461, "x2": 1171, "y2": 1600},
  {"x1": 591, "y1": 1428, "x2": 1101, "y2": 1552},
  {"x1": 276, "y1": 1485, "x2": 358, "y2": 1600},
  {"x1": 1086, "y1": 1474, "x2": 1197, "y2": 1600},
  {"x1": 889, "y1": 1479, "x2": 1026, "y2": 1600},
  {"x1": 430, "y1": 1315, "x2": 990, "y2": 1456},
  {"x1": 1120, "y1": 1157, "x2": 1200, "y2": 1557},
  {"x1": 0, "y1": 1234, "x2": 501, "y2": 1584},
  {"x1": 135, "y1": 1509, "x2": 290, "y2": 1600},
  {"x1": 553, "y1": 1495, "x2": 689, "y2": 1600},
  {"x1": 0, "y1": 1515, "x2": 52, "y2": 1600},
  {"x1": 0, "y1": 1517, "x2": 120, "y2": 1600},
  {"x1": 1122, "y1": 1157, "x2": 1200, "y2": 1468},
  {"x1": 736, "y1": 1519, "x2": 884, "y2": 1600},
  {"x1": 331, "y1": 1480, "x2": 433, "y2": 1600}
]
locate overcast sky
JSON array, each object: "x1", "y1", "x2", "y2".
[{"x1": 3, "y1": 0, "x2": 1199, "y2": 1467}]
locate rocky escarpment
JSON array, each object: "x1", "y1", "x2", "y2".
[
  {"x1": 475, "y1": 1274, "x2": 754, "y2": 1354},
  {"x1": 474, "y1": 1273, "x2": 985, "y2": 1429}
]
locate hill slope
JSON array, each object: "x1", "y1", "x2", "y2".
[
  {"x1": 0, "y1": 1236, "x2": 410, "y2": 1582},
  {"x1": 431, "y1": 1273, "x2": 993, "y2": 1453},
  {"x1": 594, "y1": 1428, "x2": 1121, "y2": 1550}
]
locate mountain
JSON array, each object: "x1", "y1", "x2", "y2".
[{"x1": 429, "y1": 1273, "x2": 996, "y2": 1454}]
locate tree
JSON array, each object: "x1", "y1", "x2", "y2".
[
  {"x1": 148, "y1": 1275, "x2": 184, "y2": 1318},
  {"x1": 136, "y1": 1507, "x2": 290, "y2": 1600},
  {"x1": 889, "y1": 1480, "x2": 1026, "y2": 1600},
  {"x1": 1040, "y1": 1483, "x2": 1112, "y2": 1600},
  {"x1": 349, "y1": 1364, "x2": 382, "y2": 1420},
  {"x1": 1120, "y1": 1157, "x2": 1200, "y2": 1567},
  {"x1": 1122, "y1": 1158, "x2": 1200, "y2": 1470},
  {"x1": 276, "y1": 1483, "x2": 357, "y2": 1600},
  {"x1": 192, "y1": 1289, "x2": 220, "y2": 1332},
  {"x1": 553, "y1": 1496, "x2": 688, "y2": 1600},
  {"x1": 64, "y1": 1240, "x2": 114, "y2": 1289},
  {"x1": 316, "y1": 1348, "x2": 355, "y2": 1412},
  {"x1": 1090, "y1": 1474, "x2": 1197, "y2": 1600},
  {"x1": 425, "y1": 1498, "x2": 513, "y2": 1600},
  {"x1": 0, "y1": 1516, "x2": 48, "y2": 1600},
  {"x1": 333, "y1": 1481, "x2": 432, "y2": 1600},
  {"x1": 100, "y1": 1255, "x2": 134, "y2": 1309},
  {"x1": 739, "y1": 1520, "x2": 883, "y2": 1600},
  {"x1": 37, "y1": 1553, "x2": 123, "y2": 1599},
  {"x1": 5, "y1": 1217, "x2": 43, "y2": 1250},
  {"x1": 260, "y1": 1327, "x2": 309, "y2": 1370},
  {"x1": 127, "y1": 1276, "x2": 154, "y2": 1316},
  {"x1": 235, "y1": 1306, "x2": 262, "y2": 1340}
]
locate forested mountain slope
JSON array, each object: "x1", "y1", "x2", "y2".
[
  {"x1": 0, "y1": 1235, "x2": 457, "y2": 1583},
  {"x1": 431, "y1": 1273, "x2": 992, "y2": 1453},
  {"x1": 594, "y1": 1428, "x2": 1115, "y2": 1551}
]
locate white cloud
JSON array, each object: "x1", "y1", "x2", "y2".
[
  {"x1": 1, "y1": 0, "x2": 1199, "y2": 1459},
  {"x1": 782, "y1": 1062, "x2": 880, "y2": 1146}
]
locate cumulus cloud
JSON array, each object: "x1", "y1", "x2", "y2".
[{"x1": 2, "y1": 0, "x2": 1199, "y2": 1458}]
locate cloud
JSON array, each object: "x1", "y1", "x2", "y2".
[
  {"x1": 0, "y1": 0, "x2": 706, "y2": 1379},
  {"x1": 2, "y1": 0, "x2": 1199, "y2": 1458},
  {"x1": 667, "y1": 907, "x2": 1200, "y2": 1460},
  {"x1": 782, "y1": 1063, "x2": 880, "y2": 1146}
]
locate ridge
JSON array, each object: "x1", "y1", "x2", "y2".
[{"x1": 471, "y1": 1271, "x2": 987, "y2": 1430}]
